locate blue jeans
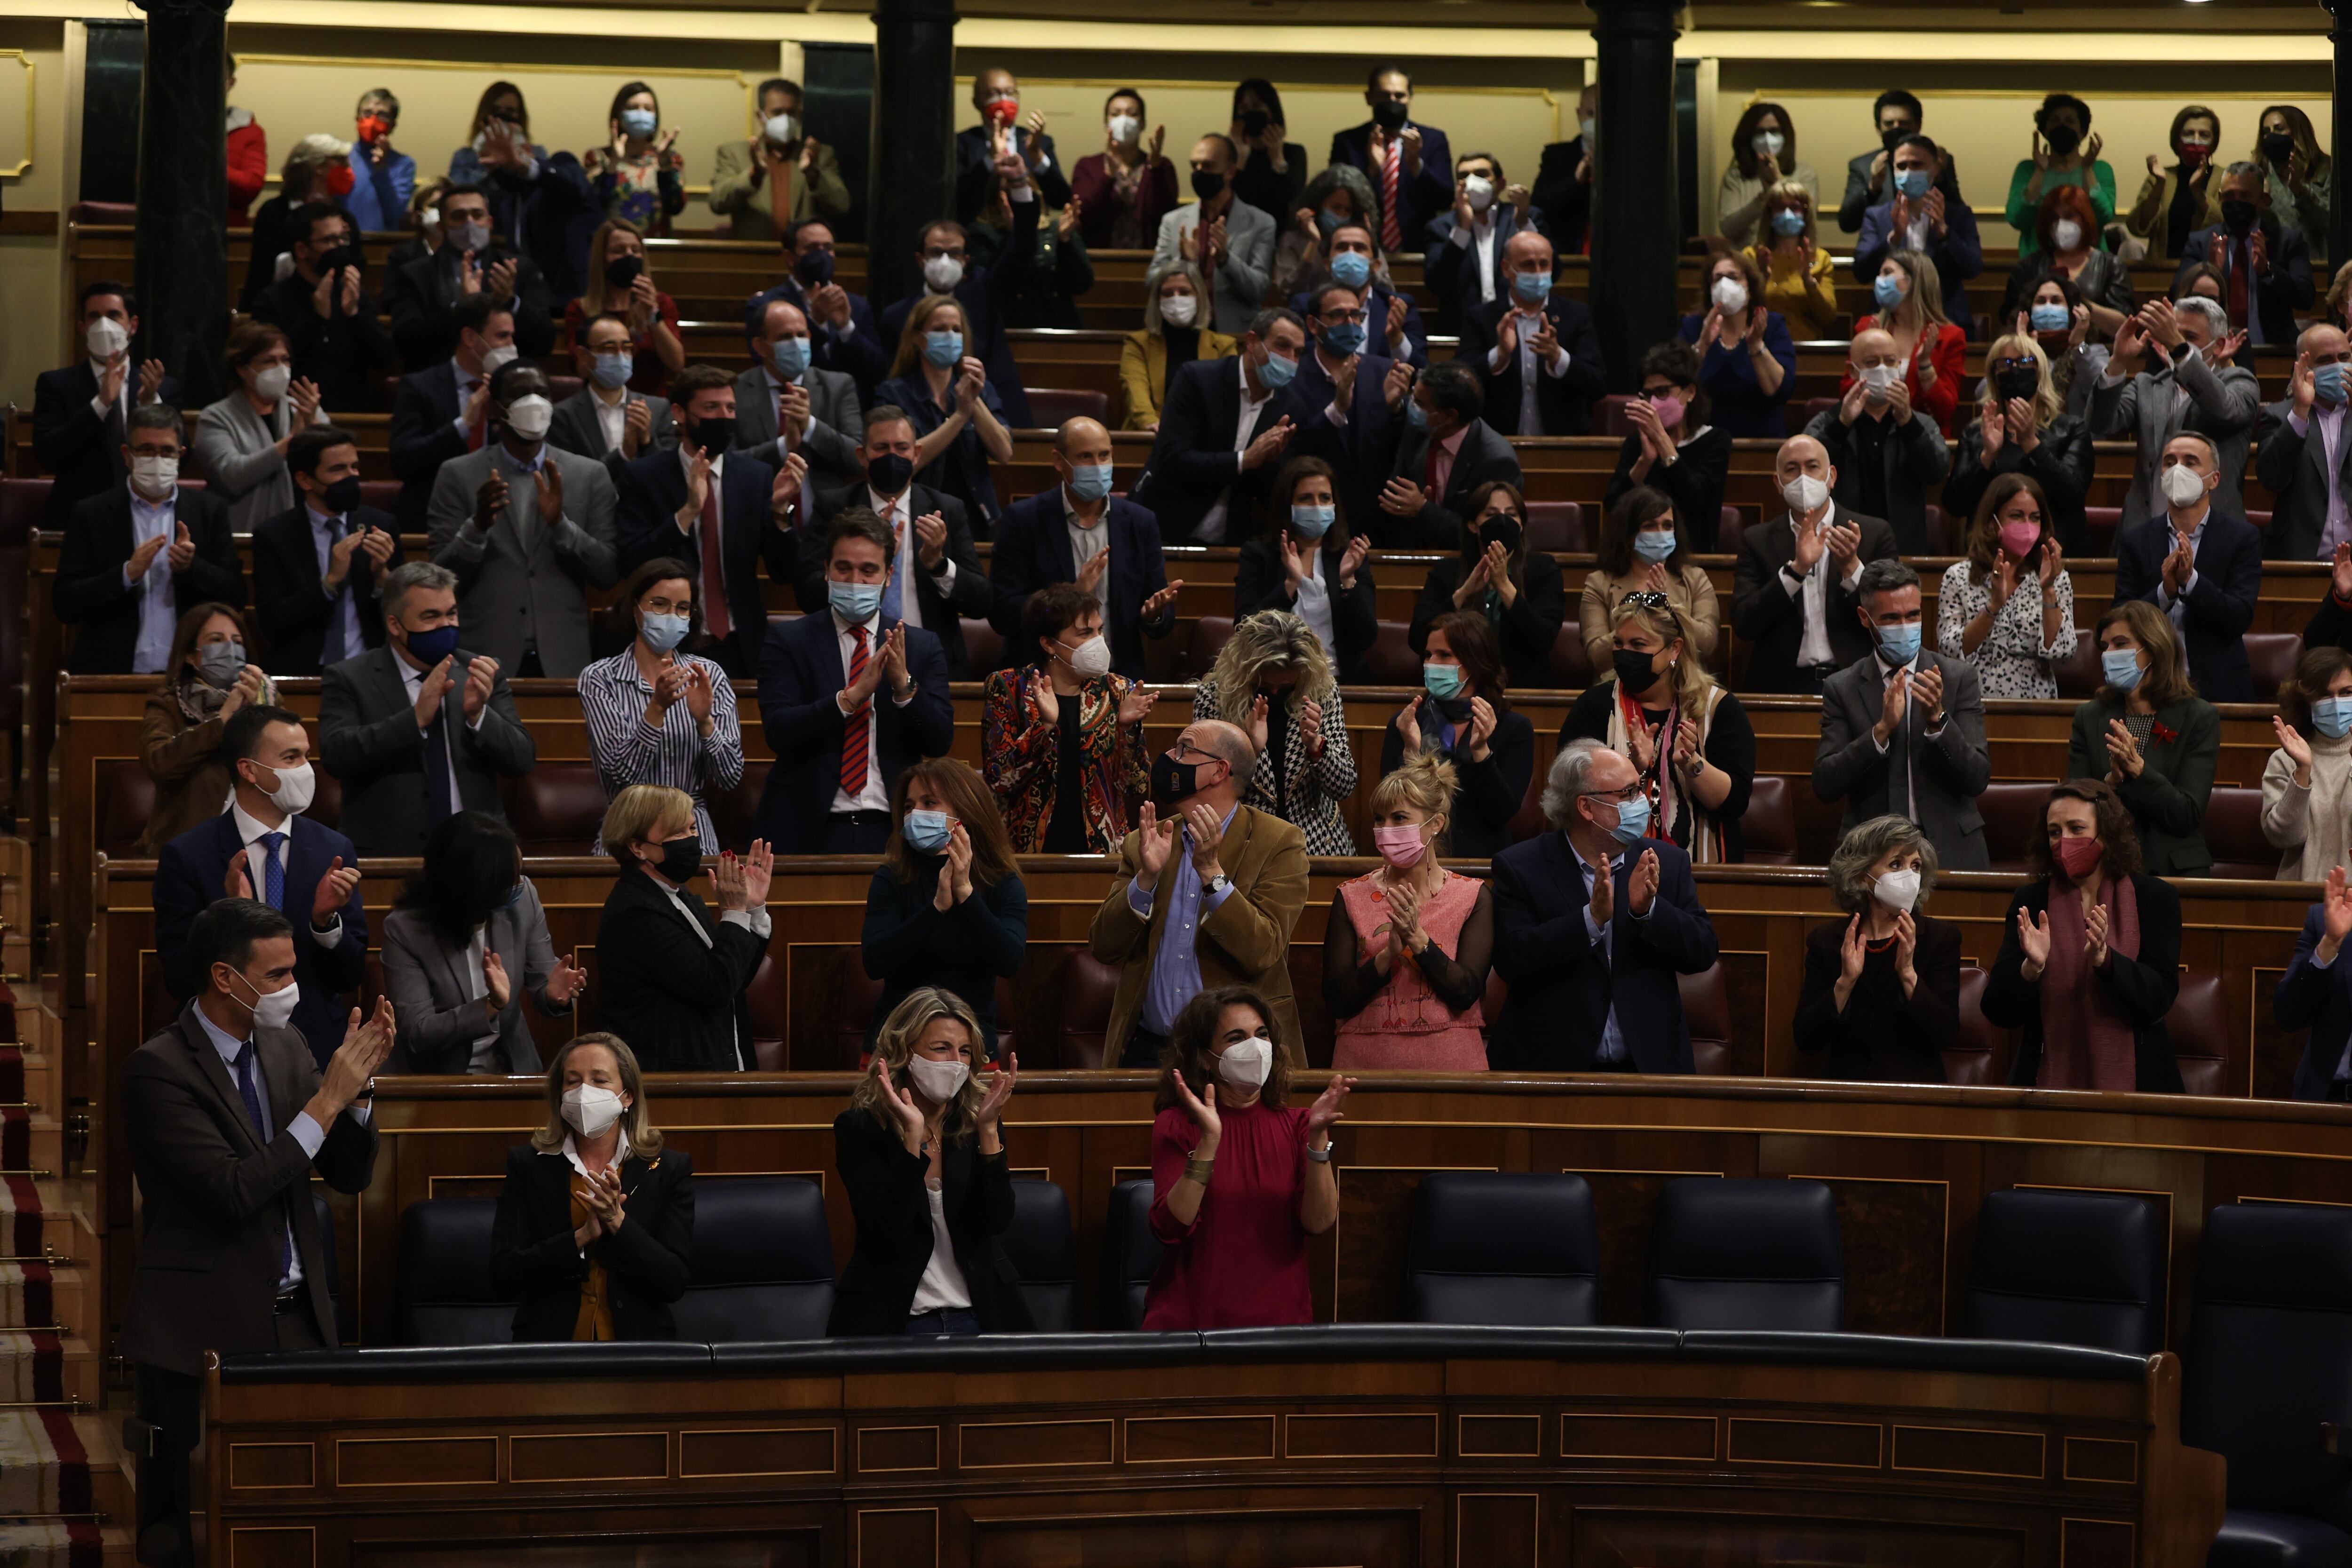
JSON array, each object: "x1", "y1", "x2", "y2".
[{"x1": 906, "y1": 1308, "x2": 981, "y2": 1337}]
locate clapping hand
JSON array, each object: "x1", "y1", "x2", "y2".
[
  {"x1": 933, "y1": 820, "x2": 975, "y2": 911},
  {"x1": 1893, "y1": 910, "x2": 1919, "y2": 991},
  {"x1": 2320, "y1": 866, "x2": 2352, "y2": 960},
  {"x1": 973, "y1": 1051, "x2": 1018, "y2": 1128},
  {"x1": 1141, "y1": 580, "x2": 1183, "y2": 623},
  {"x1": 1304, "y1": 1073, "x2": 1354, "y2": 1145},
  {"x1": 1379, "y1": 476, "x2": 1431, "y2": 517},
  {"x1": 1337, "y1": 533, "x2": 1370, "y2": 589},
  {"x1": 2104, "y1": 717, "x2": 2145, "y2": 781},
  {"x1": 311, "y1": 856, "x2": 361, "y2": 926},
  {"x1": 483, "y1": 949, "x2": 513, "y2": 1010},
  {"x1": 872, "y1": 1053, "x2": 927, "y2": 1151},
  {"x1": 462, "y1": 653, "x2": 498, "y2": 720},
  {"x1": 1394, "y1": 694, "x2": 1423, "y2": 753},
  {"x1": 167, "y1": 522, "x2": 195, "y2": 572},
  {"x1": 2275, "y1": 712, "x2": 2315, "y2": 774},
  {"x1": 1134, "y1": 801, "x2": 1176, "y2": 890},
  {"x1": 1910, "y1": 663, "x2": 1945, "y2": 725},
  {"x1": 1838, "y1": 913, "x2": 1868, "y2": 986},
  {"x1": 1627, "y1": 847, "x2": 1660, "y2": 915},
  {"x1": 2016, "y1": 907, "x2": 2052, "y2": 979},
  {"x1": 1298, "y1": 697, "x2": 1325, "y2": 759},
  {"x1": 1170, "y1": 1069, "x2": 1221, "y2": 1143},
  {"x1": 2084, "y1": 899, "x2": 2112, "y2": 968},
  {"x1": 1116, "y1": 682, "x2": 1159, "y2": 726},
  {"x1": 544, "y1": 953, "x2": 589, "y2": 1007},
  {"x1": 1246, "y1": 692, "x2": 1271, "y2": 755}
]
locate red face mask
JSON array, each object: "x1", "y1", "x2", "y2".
[
  {"x1": 2178, "y1": 142, "x2": 2210, "y2": 169},
  {"x1": 2053, "y1": 834, "x2": 2103, "y2": 879},
  {"x1": 324, "y1": 162, "x2": 356, "y2": 197},
  {"x1": 983, "y1": 97, "x2": 1019, "y2": 129},
  {"x1": 358, "y1": 114, "x2": 391, "y2": 144}
]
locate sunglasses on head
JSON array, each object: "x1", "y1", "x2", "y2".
[{"x1": 1621, "y1": 590, "x2": 1672, "y2": 609}]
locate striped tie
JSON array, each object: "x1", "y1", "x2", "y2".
[
  {"x1": 839, "y1": 625, "x2": 871, "y2": 798},
  {"x1": 1380, "y1": 139, "x2": 1403, "y2": 252}
]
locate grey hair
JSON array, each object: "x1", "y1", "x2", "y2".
[
  {"x1": 2223, "y1": 159, "x2": 2262, "y2": 180},
  {"x1": 1857, "y1": 557, "x2": 1919, "y2": 605},
  {"x1": 128, "y1": 403, "x2": 181, "y2": 436},
  {"x1": 1826, "y1": 814, "x2": 1939, "y2": 915},
  {"x1": 2175, "y1": 294, "x2": 2229, "y2": 338},
  {"x1": 1143, "y1": 257, "x2": 1209, "y2": 335},
  {"x1": 2166, "y1": 428, "x2": 2221, "y2": 467},
  {"x1": 381, "y1": 561, "x2": 458, "y2": 621},
  {"x1": 1540, "y1": 737, "x2": 1607, "y2": 833}
]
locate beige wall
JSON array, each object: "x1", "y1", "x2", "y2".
[{"x1": 0, "y1": 16, "x2": 70, "y2": 414}]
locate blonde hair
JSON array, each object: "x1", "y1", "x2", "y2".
[
  {"x1": 530, "y1": 1033, "x2": 663, "y2": 1155},
  {"x1": 1878, "y1": 248, "x2": 1950, "y2": 333},
  {"x1": 1978, "y1": 332, "x2": 2064, "y2": 430},
  {"x1": 602, "y1": 784, "x2": 695, "y2": 868},
  {"x1": 850, "y1": 987, "x2": 988, "y2": 1141},
  {"x1": 890, "y1": 293, "x2": 966, "y2": 378},
  {"x1": 1760, "y1": 178, "x2": 1818, "y2": 245},
  {"x1": 1206, "y1": 610, "x2": 1335, "y2": 725},
  {"x1": 1372, "y1": 751, "x2": 1457, "y2": 853},
  {"x1": 1608, "y1": 597, "x2": 1716, "y2": 716}
]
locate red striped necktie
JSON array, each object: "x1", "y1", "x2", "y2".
[
  {"x1": 840, "y1": 625, "x2": 871, "y2": 797},
  {"x1": 1380, "y1": 140, "x2": 1403, "y2": 252}
]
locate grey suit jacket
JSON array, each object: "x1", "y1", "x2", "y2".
[
  {"x1": 192, "y1": 391, "x2": 311, "y2": 531},
  {"x1": 379, "y1": 887, "x2": 566, "y2": 1075},
  {"x1": 2089, "y1": 348, "x2": 2261, "y2": 528},
  {"x1": 1152, "y1": 199, "x2": 1278, "y2": 335},
  {"x1": 546, "y1": 387, "x2": 676, "y2": 479},
  {"x1": 731, "y1": 362, "x2": 864, "y2": 488},
  {"x1": 1812, "y1": 647, "x2": 1993, "y2": 871},
  {"x1": 424, "y1": 441, "x2": 621, "y2": 677},
  {"x1": 317, "y1": 643, "x2": 538, "y2": 856}
]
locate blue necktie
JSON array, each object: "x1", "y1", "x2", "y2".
[
  {"x1": 231, "y1": 1041, "x2": 293, "y2": 1283},
  {"x1": 319, "y1": 517, "x2": 348, "y2": 666},
  {"x1": 258, "y1": 832, "x2": 286, "y2": 911}
]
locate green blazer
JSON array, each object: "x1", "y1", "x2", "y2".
[{"x1": 2064, "y1": 693, "x2": 2221, "y2": 876}]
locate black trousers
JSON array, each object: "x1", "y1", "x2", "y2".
[
  {"x1": 135, "y1": 1298, "x2": 324, "y2": 1568},
  {"x1": 820, "y1": 812, "x2": 890, "y2": 854},
  {"x1": 1121, "y1": 1024, "x2": 1170, "y2": 1070}
]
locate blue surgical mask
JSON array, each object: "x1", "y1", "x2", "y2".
[
  {"x1": 1066, "y1": 461, "x2": 1112, "y2": 501},
  {"x1": 828, "y1": 580, "x2": 883, "y2": 621},
  {"x1": 1405, "y1": 397, "x2": 1429, "y2": 430},
  {"x1": 2315, "y1": 697, "x2": 2352, "y2": 739},
  {"x1": 2102, "y1": 648, "x2": 2145, "y2": 691},
  {"x1": 771, "y1": 336, "x2": 811, "y2": 380},
  {"x1": 1423, "y1": 662, "x2": 1463, "y2": 699},
  {"x1": 1873, "y1": 273, "x2": 1906, "y2": 310},
  {"x1": 1328, "y1": 251, "x2": 1372, "y2": 289},
  {"x1": 1876, "y1": 621, "x2": 1922, "y2": 665},
  {"x1": 1511, "y1": 269, "x2": 1550, "y2": 304},
  {"x1": 922, "y1": 330, "x2": 964, "y2": 368},
  {"x1": 1633, "y1": 528, "x2": 1677, "y2": 563},
  {"x1": 2320, "y1": 362, "x2": 2350, "y2": 406},
  {"x1": 590, "y1": 352, "x2": 633, "y2": 390},
  {"x1": 1321, "y1": 320, "x2": 1367, "y2": 357},
  {"x1": 641, "y1": 613, "x2": 689, "y2": 653},
  {"x1": 1600, "y1": 793, "x2": 1652, "y2": 847},
  {"x1": 1256, "y1": 349, "x2": 1297, "y2": 389},
  {"x1": 2029, "y1": 303, "x2": 2071, "y2": 333},
  {"x1": 620, "y1": 108, "x2": 658, "y2": 139},
  {"x1": 1769, "y1": 208, "x2": 1806, "y2": 237},
  {"x1": 1291, "y1": 503, "x2": 1335, "y2": 539},
  {"x1": 1893, "y1": 168, "x2": 1931, "y2": 199},
  {"x1": 903, "y1": 808, "x2": 952, "y2": 853}
]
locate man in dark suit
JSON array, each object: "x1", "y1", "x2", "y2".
[
  {"x1": 155, "y1": 703, "x2": 369, "y2": 1066},
  {"x1": 380, "y1": 182, "x2": 556, "y2": 371},
  {"x1": 741, "y1": 220, "x2": 891, "y2": 395},
  {"x1": 2174, "y1": 163, "x2": 2314, "y2": 351},
  {"x1": 879, "y1": 183, "x2": 1039, "y2": 427},
  {"x1": 756, "y1": 509, "x2": 954, "y2": 853},
  {"x1": 1488, "y1": 738, "x2": 1719, "y2": 1072},
  {"x1": 1837, "y1": 90, "x2": 1965, "y2": 233},
  {"x1": 1852, "y1": 135, "x2": 1981, "y2": 339},
  {"x1": 2273, "y1": 871, "x2": 2352, "y2": 1101},
  {"x1": 1327, "y1": 64, "x2": 1452, "y2": 255},
  {"x1": 251, "y1": 426, "x2": 401, "y2": 677},
  {"x1": 792, "y1": 407, "x2": 992, "y2": 678},
  {"x1": 317, "y1": 560, "x2": 537, "y2": 856},
  {"x1": 549, "y1": 310, "x2": 677, "y2": 478},
  {"x1": 1377, "y1": 360, "x2": 1523, "y2": 550},
  {"x1": 1132, "y1": 308, "x2": 1319, "y2": 546},
  {"x1": 1530, "y1": 82, "x2": 1596, "y2": 256},
  {"x1": 246, "y1": 201, "x2": 395, "y2": 414},
  {"x1": 1456, "y1": 230, "x2": 1605, "y2": 438},
  {"x1": 989, "y1": 417, "x2": 1179, "y2": 679},
  {"x1": 1812, "y1": 559, "x2": 1993, "y2": 872},
  {"x1": 52, "y1": 404, "x2": 244, "y2": 674},
  {"x1": 735, "y1": 295, "x2": 864, "y2": 489},
  {"x1": 1292, "y1": 281, "x2": 1406, "y2": 529},
  {"x1": 1730, "y1": 432, "x2": 1901, "y2": 694},
  {"x1": 1421, "y1": 151, "x2": 1545, "y2": 333},
  {"x1": 389, "y1": 293, "x2": 511, "y2": 530},
  {"x1": 2112, "y1": 430, "x2": 2263, "y2": 702},
  {"x1": 123, "y1": 898, "x2": 387, "y2": 1568},
  {"x1": 954, "y1": 67, "x2": 1072, "y2": 225},
  {"x1": 32, "y1": 279, "x2": 181, "y2": 524},
  {"x1": 616, "y1": 364, "x2": 800, "y2": 677},
  {"x1": 2253, "y1": 324, "x2": 2352, "y2": 562}
]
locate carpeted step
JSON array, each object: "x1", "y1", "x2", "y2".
[
  {"x1": 0, "y1": 1335, "x2": 95, "y2": 1409},
  {"x1": 0, "y1": 1185, "x2": 79, "y2": 1266},
  {"x1": 0, "y1": 1269, "x2": 88, "y2": 1339},
  {"x1": 0, "y1": 1520, "x2": 109, "y2": 1568}
]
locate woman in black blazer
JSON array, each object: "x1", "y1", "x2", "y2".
[
  {"x1": 490, "y1": 1032, "x2": 694, "y2": 1341},
  {"x1": 831, "y1": 987, "x2": 1033, "y2": 1337},
  {"x1": 1603, "y1": 340, "x2": 1732, "y2": 549},
  {"x1": 1408, "y1": 482, "x2": 1567, "y2": 693},
  {"x1": 861, "y1": 760, "x2": 1028, "y2": 1054},
  {"x1": 1984, "y1": 779, "x2": 2185, "y2": 1094},
  {"x1": 1235, "y1": 457, "x2": 1376, "y2": 680},
  {"x1": 1378, "y1": 608, "x2": 1533, "y2": 860},
  {"x1": 1793, "y1": 815, "x2": 1962, "y2": 1082},
  {"x1": 594, "y1": 784, "x2": 771, "y2": 1072}
]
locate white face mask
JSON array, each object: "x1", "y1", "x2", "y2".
[
  {"x1": 1107, "y1": 114, "x2": 1140, "y2": 145},
  {"x1": 1782, "y1": 473, "x2": 1830, "y2": 515},
  {"x1": 1710, "y1": 277, "x2": 1748, "y2": 313},
  {"x1": 479, "y1": 342, "x2": 519, "y2": 375},
  {"x1": 1216, "y1": 1036, "x2": 1273, "y2": 1091},
  {"x1": 1064, "y1": 634, "x2": 1112, "y2": 677},
  {"x1": 1753, "y1": 130, "x2": 1785, "y2": 157},
  {"x1": 87, "y1": 317, "x2": 129, "y2": 361},
  {"x1": 561, "y1": 1084, "x2": 625, "y2": 1138},
  {"x1": 1158, "y1": 292, "x2": 1199, "y2": 328},
  {"x1": 246, "y1": 758, "x2": 317, "y2": 815},
  {"x1": 252, "y1": 363, "x2": 292, "y2": 402},
  {"x1": 2161, "y1": 463, "x2": 2209, "y2": 509},
  {"x1": 1463, "y1": 175, "x2": 1495, "y2": 213},
  {"x1": 922, "y1": 255, "x2": 965, "y2": 292},
  {"x1": 1873, "y1": 868, "x2": 1922, "y2": 912},
  {"x1": 1858, "y1": 362, "x2": 1901, "y2": 399},
  {"x1": 905, "y1": 1053, "x2": 971, "y2": 1102},
  {"x1": 230, "y1": 970, "x2": 300, "y2": 1031},
  {"x1": 130, "y1": 454, "x2": 179, "y2": 501},
  {"x1": 502, "y1": 394, "x2": 553, "y2": 442},
  {"x1": 763, "y1": 112, "x2": 798, "y2": 145},
  {"x1": 2051, "y1": 219, "x2": 2084, "y2": 252}
]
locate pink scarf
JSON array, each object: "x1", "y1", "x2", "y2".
[{"x1": 2036, "y1": 875, "x2": 2141, "y2": 1091}]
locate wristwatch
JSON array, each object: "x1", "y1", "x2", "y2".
[
  {"x1": 1305, "y1": 1142, "x2": 1333, "y2": 1163},
  {"x1": 1204, "y1": 873, "x2": 1232, "y2": 897}
]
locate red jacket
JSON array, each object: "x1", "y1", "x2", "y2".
[
  {"x1": 226, "y1": 109, "x2": 266, "y2": 225},
  {"x1": 1846, "y1": 316, "x2": 1966, "y2": 435}
]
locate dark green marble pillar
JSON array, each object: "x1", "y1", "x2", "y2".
[
  {"x1": 135, "y1": 6, "x2": 228, "y2": 407},
  {"x1": 1586, "y1": 0, "x2": 1683, "y2": 394},
  {"x1": 867, "y1": 0, "x2": 955, "y2": 307}
]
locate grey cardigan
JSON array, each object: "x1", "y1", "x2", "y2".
[
  {"x1": 379, "y1": 882, "x2": 569, "y2": 1075},
  {"x1": 192, "y1": 391, "x2": 312, "y2": 531}
]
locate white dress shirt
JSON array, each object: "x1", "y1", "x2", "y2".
[
  {"x1": 1780, "y1": 511, "x2": 1865, "y2": 671},
  {"x1": 1197, "y1": 357, "x2": 1268, "y2": 546},
  {"x1": 1447, "y1": 213, "x2": 1500, "y2": 305},
  {"x1": 865, "y1": 486, "x2": 958, "y2": 630},
  {"x1": 395, "y1": 652, "x2": 486, "y2": 817},
  {"x1": 1568, "y1": 838, "x2": 1654, "y2": 1065},
  {"x1": 230, "y1": 802, "x2": 347, "y2": 947},
  {"x1": 830, "y1": 607, "x2": 917, "y2": 814},
  {"x1": 2157, "y1": 506, "x2": 2209, "y2": 637},
  {"x1": 1865, "y1": 649, "x2": 1947, "y2": 822},
  {"x1": 1488, "y1": 304, "x2": 1572, "y2": 436},
  {"x1": 1293, "y1": 544, "x2": 1335, "y2": 656},
  {"x1": 590, "y1": 383, "x2": 628, "y2": 455},
  {"x1": 126, "y1": 489, "x2": 179, "y2": 675}
]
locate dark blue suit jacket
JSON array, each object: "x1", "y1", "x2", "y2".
[
  {"x1": 753, "y1": 610, "x2": 954, "y2": 852},
  {"x1": 1486, "y1": 833, "x2": 1719, "y2": 1072},
  {"x1": 1131, "y1": 357, "x2": 1322, "y2": 546},
  {"x1": 32, "y1": 364, "x2": 184, "y2": 523},
  {"x1": 1328, "y1": 121, "x2": 1454, "y2": 247},
  {"x1": 389, "y1": 362, "x2": 472, "y2": 531},
  {"x1": 1419, "y1": 207, "x2": 1547, "y2": 332},
  {"x1": 2172, "y1": 216, "x2": 2315, "y2": 350},
  {"x1": 879, "y1": 194, "x2": 1037, "y2": 428},
  {"x1": 155, "y1": 811, "x2": 369, "y2": 1069},
  {"x1": 954, "y1": 124, "x2": 1073, "y2": 224},
  {"x1": 2111, "y1": 507, "x2": 2263, "y2": 702},
  {"x1": 1288, "y1": 348, "x2": 1400, "y2": 532},
  {"x1": 1456, "y1": 294, "x2": 1608, "y2": 437},
  {"x1": 2274, "y1": 904, "x2": 2352, "y2": 1101},
  {"x1": 1285, "y1": 286, "x2": 1429, "y2": 369},
  {"x1": 613, "y1": 446, "x2": 790, "y2": 676},
  {"x1": 1854, "y1": 198, "x2": 1982, "y2": 338},
  {"x1": 741, "y1": 279, "x2": 890, "y2": 396},
  {"x1": 986, "y1": 488, "x2": 1171, "y2": 678}
]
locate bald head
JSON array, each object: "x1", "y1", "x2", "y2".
[
  {"x1": 1053, "y1": 416, "x2": 1113, "y2": 490},
  {"x1": 1849, "y1": 327, "x2": 1898, "y2": 368},
  {"x1": 1776, "y1": 433, "x2": 1830, "y2": 481},
  {"x1": 1192, "y1": 719, "x2": 1255, "y2": 778},
  {"x1": 758, "y1": 298, "x2": 809, "y2": 344},
  {"x1": 1054, "y1": 416, "x2": 1108, "y2": 456}
]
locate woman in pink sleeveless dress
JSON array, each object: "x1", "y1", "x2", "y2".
[{"x1": 1322, "y1": 753, "x2": 1494, "y2": 1070}]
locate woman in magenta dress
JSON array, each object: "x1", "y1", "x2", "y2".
[
  {"x1": 1142, "y1": 986, "x2": 1352, "y2": 1330},
  {"x1": 1323, "y1": 753, "x2": 1492, "y2": 1069}
]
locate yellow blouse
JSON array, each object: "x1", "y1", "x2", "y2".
[{"x1": 1755, "y1": 243, "x2": 1841, "y2": 341}]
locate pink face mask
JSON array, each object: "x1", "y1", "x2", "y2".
[
  {"x1": 1649, "y1": 394, "x2": 1687, "y2": 429},
  {"x1": 1374, "y1": 823, "x2": 1428, "y2": 868},
  {"x1": 1998, "y1": 519, "x2": 2041, "y2": 560}
]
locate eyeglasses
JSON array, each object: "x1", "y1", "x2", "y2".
[
  {"x1": 1621, "y1": 590, "x2": 1671, "y2": 608},
  {"x1": 1582, "y1": 783, "x2": 1646, "y2": 804},
  {"x1": 1994, "y1": 358, "x2": 2039, "y2": 374}
]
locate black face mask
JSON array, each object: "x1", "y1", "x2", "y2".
[
  {"x1": 1150, "y1": 750, "x2": 1213, "y2": 809},
  {"x1": 320, "y1": 474, "x2": 363, "y2": 515},
  {"x1": 1190, "y1": 169, "x2": 1226, "y2": 201},
  {"x1": 1993, "y1": 367, "x2": 2041, "y2": 403},
  {"x1": 2042, "y1": 123, "x2": 2082, "y2": 158},
  {"x1": 1372, "y1": 98, "x2": 1409, "y2": 134},
  {"x1": 1240, "y1": 108, "x2": 1270, "y2": 138},
  {"x1": 320, "y1": 242, "x2": 361, "y2": 278},
  {"x1": 694, "y1": 416, "x2": 737, "y2": 454},
  {"x1": 605, "y1": 254, "x2": 644, "y2": 291},
  {"x1": 1881, "y1": 125, "x2": 1908, "y2": 153},
  {"x1": 1612, "y1": 647, "x2": 1662, "y2": 694},
  {"x1": 2222, "y1": 199, "x2": 2258, "y2": 236},
  {"x1": 2264, "y1": 132, "x2": 2297, "y2": 165},
  {"x1": 794, "y1": 247, "x2": 836, "y2": 287},
  {"x1": 652, "y1": 835, "x2": 701, "y2": 884},
  {"x1": 1477, "y1": 516, "x2": 1522, "y2": 557},
  {"x1": 867, "y1": 451, "x2": 914, "y2": 496}
]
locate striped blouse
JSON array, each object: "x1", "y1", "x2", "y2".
[{"x1": 577, "y1": 650, "x2": 746, "y2": 852}]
